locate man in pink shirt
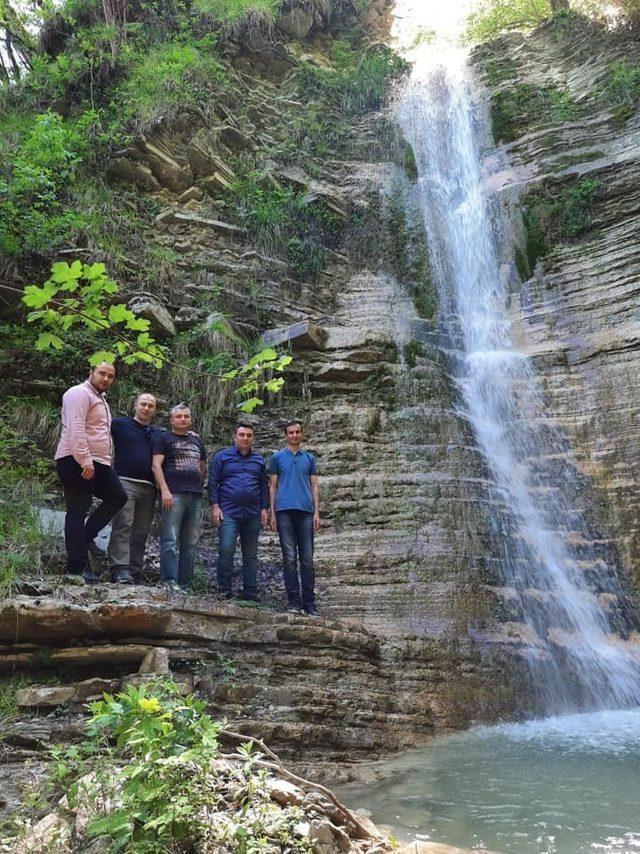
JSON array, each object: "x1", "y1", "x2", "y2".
[{"x1": 54, "y1": 362, "x2": 127, "y2": 583}]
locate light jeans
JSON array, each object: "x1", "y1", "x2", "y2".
[
  {"x1": 107, "y1": 479, "x2": 157, "y2": 574},
  {"x1": 159, "y1": 492, "x2": 204, "y2": 586}
]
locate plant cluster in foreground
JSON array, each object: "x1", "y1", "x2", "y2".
[{"x1": 7, "y1": 681, "x2": 384, "y2": 853}]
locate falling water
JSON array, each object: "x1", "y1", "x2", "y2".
[{"x1": 397, "y1": 34, "x2": 640, "y2": 709}]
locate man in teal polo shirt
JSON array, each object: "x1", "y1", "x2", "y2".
[{"x1": 269, "y1": 420, "x2": 320, "y2": 617}]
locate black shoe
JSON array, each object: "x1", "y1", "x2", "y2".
[
  {"x1": 164, "y1": 579, "x2": 180, "y2": 592},
  {"x1": 219, "y1": 590, "x2": 234, "y2": 600},
  {"x1": 83, "y1": 569, "x2": 100, "y2": 585},
  {"x1": 305, "y1": 605, "x2": 320, "y2": 618},
  {"x1": 113, "y1": 568, "x2": 134, "y2": 584}
]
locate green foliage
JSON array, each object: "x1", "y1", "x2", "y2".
[
  {"x1": 222, "y1": 346, "x2": 292, "y2": 413},
  {"x1": 602, "y1": 60, "x2": 640, "y2": 126},
  {"x1": 467, "y1": 0, "x2": 552, "y2": 42},
  {"x1": 517, "y1": 177, "x2": 600, "y2": 277},
  {"x1": 388, "y1": 195, "x2": 437, "y2": 320},
  {"x1": 228, "y1": 170, "x2": 344, "y2": 280},
  {"x1": 114, "y1": 36, "x2": 227, "y2": 127},
  {"x1": 0, "y1": 397, "x2": 57, "y2": 597},
  {"x1": 296, "y1": 44, "x2": 409, "y2": 118},
  {"x1": 192, "y1": 0, "x2": 280, "y2": 22},
  {"x1": 22, "y1": 259, "x2": 168, "y2": 367},
  {"x1": 0, "y1": 110, "x2": 98, "y2": 257},
  {"x1": 403, "y1": 340, "x2": 424, "y2": 368},
  {"x1": 491, "y1": 83, "x2": 579, "y2": 142}
]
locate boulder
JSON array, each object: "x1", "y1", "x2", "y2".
[
  {"x1": 12, "y1": 811, "x2": 71, "y2": 853},
  {"x1": 276, "y1": 8, "x2": 314, "y2": 39},
  {"x1": 106, "y1": 157, "x2": 161, "y2": 191},
  {"x1": 138, "y1": 646, "x2": 170, "y2": 675},
  {"x1": 128, "y1": 294, "x2": 176, "y2": 338},
  {"x1": 140, "y1": 135, "x2": 193, "y2": 194},
  {"x1": 268, "y1": 778, "x2": 305, "y2": 806},
  {"x1": 309, "y1": 818, "x2": 351, "y2": 853},
  {"x1": 178, "y1": 186, "x2": 204, "y2": 203},
  {"x1": 15, "y1": 685, "x2": 76, "y2": 708},
  {"x1": 262, "y1": 319, "x2": 328, "y2": 351},
  {"x1": 219, "y1": 125, "x2": 255, "y2": 153}
]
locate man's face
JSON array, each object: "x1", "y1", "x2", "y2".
[
  {"x1": 170, "y1": 409, "x2": 192, "y2": 432},
  {"x1": 89, "y1": 363, "x2": 115, "y2": 393},
  {"x1": 134, "y1": 394, "x2": 156, "y2": 425},
  {"x1": 285, "y1": 424, "x2": 303, "y2": 445},
  {"x1": 235, "y1": 427, "x2": 254, "y2": 454}
]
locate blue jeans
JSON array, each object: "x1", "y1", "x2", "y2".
[
  {"x1": 217, "y1": 514, "x2": 262, "y2": 597},
  {"x1": 276, "y1": 510, "x2": 314, "y2": 609},
  {"x1": 160, "y1": 492, "x2": 203, "y2": 586}
]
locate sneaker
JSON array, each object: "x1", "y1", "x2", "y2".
[
  {"x1": 164, "y1": 580, "x2": 180, "y2": 591},
  {"x1": 305, "y1": 605, "x2": 321, "y2": 618},
  {"x1": 113, "y1": 568, "x2": 135, "y2": 584},
  {"x1": 287, "y1": 604, "x2": 303, "y2": 614},
  {"x1": 83, "y1": 569, "x2": 100, "y2": 585}
]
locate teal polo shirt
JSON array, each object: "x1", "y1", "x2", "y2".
[{"x1": 269, "y1": 448, "x2": 317, "y2": 513}]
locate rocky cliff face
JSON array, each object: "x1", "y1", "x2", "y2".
[{"x1": 472, "y1": 15, "x2": 640, "y2": 607}]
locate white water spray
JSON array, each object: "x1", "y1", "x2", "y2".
[{"x1": 394, "y1": 5, "x2": 640, "y2": 709}]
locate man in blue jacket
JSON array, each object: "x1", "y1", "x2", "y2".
[
  {"x1": 208, "y1": 423, "x2": 268, "y2": 602},
  {"x1": 108, "y1": 393, "x2": 161, "y2": 584}
]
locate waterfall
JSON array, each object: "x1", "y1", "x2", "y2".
[{"x1": 397, "y1": 43, "x2": 640, "y2": 711}]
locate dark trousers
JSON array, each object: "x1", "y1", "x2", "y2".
[
  {"x1": 276, "y1": 510, "x2": 315, "y2": 609},
  {"x1": 217, "y1": 514, "x2": 262, "y2": 597},
  {"x1": 56, "y1": 456, "x2": 127, "y2": 574}
]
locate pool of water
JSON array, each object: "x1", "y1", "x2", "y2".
[{"x1": 340, "y1": 709, "x2": 640, "y2": 853}]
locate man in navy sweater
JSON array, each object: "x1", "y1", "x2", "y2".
[
  {"x1": 208, "y1": 423, "x2": 268, "y2": 601},
  {"x1": 108, "y1": 393, "x2": 161, "y2": 583}
]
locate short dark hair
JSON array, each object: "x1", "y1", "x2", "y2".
[
  {"x1": 235, "y1": 422, "x2": 255, "y2": 433},
  {"x1": 284, "y1": 420, "x2": 303, "y2": 432}
]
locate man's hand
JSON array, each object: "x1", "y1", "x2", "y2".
[
  {"x1": 313, "y1": 510, "x2": 321, "y2": 533},
  {"x1": 261, "y1": 509, "x2": 269, "y2": 529},
  {"x1": 269, "y1": 511, "x2": 277, "y2": 533},
  {"x1": 161, "y1": 490, "x2": 173, "y2": 510},
  {"x1": 212, "y1": 505, "x2": 223, "y2": 528},
  {"x1": 81, "y1": 465, "x2": 95, "y2": 480}
]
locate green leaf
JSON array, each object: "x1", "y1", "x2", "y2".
[
  {"x1": 264, "y1": 377, "x2": 284, "y2": 393},
  {"x1": 22, "y1": 282, "x2": 57, "y2": 309},
  {"x1": 137, "y1": 332, "x2": 151, "y2": 349},
  {"x1": 35, "y1": 332, "x2": 65, "y2": 351},
  {"x1": 221, "y1": 368, "x2": 239, "y2": 380},
  {"x1": 88, "y1": 350, "x2": 116, "y2": 366},
  {"x1": 238, "y1": 397, "x2": 264, "y2": 413},
  {"x1": 126, "y1": 316, "x2": 150, "y2": 332},
  {"x1": 275, "y1": 355, "x2": 293, "y2": 371},
  {"x1": 108, "y1": 304, "x2": 131, "y2": 324},
  {"x1": 50, "y1": 260, "x2": 83, "y2": 284},
  {"x1": 248, "y1": 347, "x2": 277, "y2": 368},
  {"x1": 83, "y1": 262, "x2": 107, "y2": 281}
]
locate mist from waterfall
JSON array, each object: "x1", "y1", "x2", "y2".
[{"x1": 394, "y1": 11, "x2": 640, "y2": 710}]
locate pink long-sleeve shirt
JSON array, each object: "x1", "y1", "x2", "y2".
[{"x1": 54, "y1": 380, "x2": 112, "y2": 468}]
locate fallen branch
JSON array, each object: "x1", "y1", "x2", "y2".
[{"x1": 219, "y1": 729, "x2": 376, "y2": 840}]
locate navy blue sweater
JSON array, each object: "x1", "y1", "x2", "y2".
[
  {"x1": 111, "y1": 417, "x2": 162, "y2": 484},
  {"x1": 208, "y1": 446, "x2": 268, "y2": 518}
]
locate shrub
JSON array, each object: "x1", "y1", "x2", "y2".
[
  {"x1": 602, "y1": 60, "x2": 640, "y2": 125},
  {"x1": 192, "y1": 0, "x2": 280, "y2": 22},
  {"x1": 0, "y1": 110, "x2": 98, "y2": 257}
]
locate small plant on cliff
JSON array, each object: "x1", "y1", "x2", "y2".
[
  {"x1": 491, "y1": 82, "x2": 578, "y2": 143},
  {"x1": 602, "y1": 60, "x2": 640, "y2": 126},
  {"x1": 467, "y1": 0, "x2": 552, "y2": 42}
]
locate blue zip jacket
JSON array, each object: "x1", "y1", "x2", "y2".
[{"x1": 208, "y1": 446, "x2": 268, "y2": 519}]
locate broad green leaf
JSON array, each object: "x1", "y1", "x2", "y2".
[
  {"x1": 238, "y1": 397, "x2": 264, "y2": 413},
  {"x1": 235, "y1": 380, "x2": 259, "y2": 396},
  {"x1": 126, "y1": 316, "x2": 150, "y2": 332},
  {"x1": 35, "y1": 332, "x2": 64, "y2": 351},
  {"x1": 108, "y1": 304, "x2": 131, "y2": 324},
  {"x1": 22, "y1": 282, "x2": 57, "y2": 309},
  {"x1": 264, "y1": 377, "x2": 284, "y2": 393},
  {"x1": 275, "y1": 355, "x2": 293, "y2": 370},
  {"x1": 248, "y1": 347, "x2": 277, "y2": 368},
  {"x1": 88, "y1": 350, "x2": 116, "y2": 365},
  {"x1": 50, "y1": 260, "x2": 83, "y2": 283},
  {"x1": 137, "y1": 332, "x2": 151, "y2": 349},
  {"x1": 83, "y1": 262, "x2": 107, "y2": 281},
  {"x1": 221, "y1": 368, "x2": 239, "y2": 380}
]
